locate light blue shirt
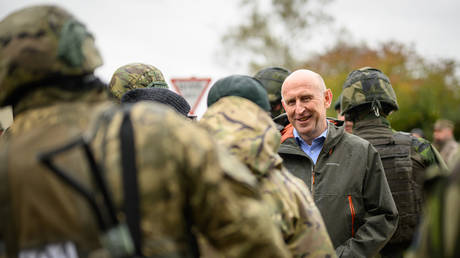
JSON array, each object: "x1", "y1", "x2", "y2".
[{"x1": 293, "y1": 126, "x2": 328, "y2": 165}]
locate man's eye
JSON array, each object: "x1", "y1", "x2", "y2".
[{"x1": 301, "y1": 97, "x2": 311, "y2": 102}]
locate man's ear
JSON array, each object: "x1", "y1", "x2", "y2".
[{"x1": 324, "y1": 89, "x2": 333, "y2": 108}]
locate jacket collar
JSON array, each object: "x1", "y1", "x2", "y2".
[
  {"x1": 280, "y1": 117, "x2": 345, "y2": 156},
  {"x1": 353, "y1": 115, "x2": 391, "y2": 130}
]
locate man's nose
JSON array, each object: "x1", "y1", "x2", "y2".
[{"x1": 295, "y1": 102, "x2": 305, "y2": 114}]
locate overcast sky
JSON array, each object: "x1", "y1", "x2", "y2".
[{"x1": 1, "y1": 0, "x2": 459, "y2": 117}]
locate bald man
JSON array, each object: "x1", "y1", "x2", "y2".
[{"x1": 277, "y1": 70, "x2": 398, "y2": 258}]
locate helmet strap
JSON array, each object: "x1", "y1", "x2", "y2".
[{"x1": 371, "y1": 100, "x2": 382, "y2": 117}]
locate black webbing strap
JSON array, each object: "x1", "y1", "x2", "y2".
[
  {"x1": 120, "y1": 108, "x2": 142, "y2": 257},
  {"x1": 38, "y1": 138, "x2": 110, "y2": 232}
]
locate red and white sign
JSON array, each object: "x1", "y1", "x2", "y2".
[{"x1": 170, "y1": 77, "x2": 212, "y2": 115}]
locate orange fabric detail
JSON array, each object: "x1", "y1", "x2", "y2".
[
  {"x1": 348, "y1": 195, "x2": 356, "y2": 237},
  {"x1": 280, "y1": 123, "x2": 294, "y2": 143},
  {"x1": 328, "y1": 119, "x2": 339, "y2": 126}
]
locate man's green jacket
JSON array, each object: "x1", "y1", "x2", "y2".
[{"x1": 277, "y1": 115, "x2": 398, "y2": 258}]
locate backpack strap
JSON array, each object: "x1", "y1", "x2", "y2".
[
  {"x1": 120, "y1": 107, "x2": 142, "y2": 257},
  {"x1": 38, "y1": 137, "x2": 110, "y2": 231}
]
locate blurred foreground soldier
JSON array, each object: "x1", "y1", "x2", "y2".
[
  {"x1": 0, "y1": 5, "x2": 289, "y2": 258},
  {"x1": 278, "y1": 69, "x2": 398, "y2": 258},
  {"x1": 341, "y1": 67, "x2": 447, "y2": 258},
  {"x1": 108, "y1": 63, "x2": 168, "y2": 100},
  {"x1": 80, "y1": 102, "x2": 290, "y2": 257},
  {"x1": 433, "y1": 119, "x2": 459, "y2": 167},
  {"x1": 407, "y1": 156, "x2": 460, "y2": 258},
  {"x1": 203, "y1": 75, "x2": 336, "y2": 257},
  {"x1": 0, "y1": 4, "x2": 107, "y2": 256},
  {"x1": 254, "y1": 66, "x2": 291, "y2": 118},
  {"x1": 121, "y1": 88, "x2": 192, "y2": 118}
]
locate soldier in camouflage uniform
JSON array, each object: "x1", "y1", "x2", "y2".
[
  {"x1": 83, "y1": 102, "x2": 290, "y2": 257},
  {"x1": 433, "y1": 119, "x2": 459, "y2": 168},
  {"x1": 340, "y1": 67, "x2": 447, "y2": 258},
  {"x1": 0, "y1": 5, "x2": 110, "y2": 256},
  {"x1": 108, "y1": 63, "x2": 168, "y2": 100},
  {"x1": 0, "y1": 5, "x2": 290, "y2": 258},
  {"x1": 202, "y1": 75, "x2": 336, "y2": 258},
  {"x1": 407, "y1": 154, "x2": 459, "y2": 258},
  {"x1": 254, "y1": 67, "x2": 291, "y2": 118}
]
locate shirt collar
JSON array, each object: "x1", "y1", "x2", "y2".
[{"x1": 293, "y1": 123, "x2": 328, "y2": 146}]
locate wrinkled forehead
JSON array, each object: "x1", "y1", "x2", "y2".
[{"x1": 281, "y1": 75, "x2": 325, "y2": 99}]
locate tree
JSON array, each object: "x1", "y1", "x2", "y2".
[
  {"x1": 218, "y1": 0, "x2": 460, "y2": 139},
  {"x1": 219, "y1": 0, "x2": 334, "y2": 72},
  {"x1": 302, "y1": 40, "x2": 460, "y2": 139}
]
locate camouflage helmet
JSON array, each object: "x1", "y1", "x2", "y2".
[
  {"x1": 0, "y1": 5, "x2": 103, "y2": 106},
  {"x1": 108, "y1": 63, "x2": 168, "y2": 99},
  {"x1": 254, "y1": 67, "x2": 291, "y2": 103},
  {"x1": 341, "y1": 67, "x2": 398, "y2": 116}
]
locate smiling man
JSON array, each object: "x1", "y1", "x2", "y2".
[{"x1": 277, "y1": 69, "x2": 398, "y2": 258}]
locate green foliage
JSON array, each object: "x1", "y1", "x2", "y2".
[
  {"x1": 302, "y1": 41, "x2": 460, "y2": 140},
  {"x1": 219, "y1": 1, "x2": 460, "y2": 140},
  {"x1": 220, "y1": 0, "x2": 333, "y2": 72}
]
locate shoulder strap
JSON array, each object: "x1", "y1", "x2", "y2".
[
  {"x1": 120, "y1": 107, "x2": 142, "y2": 257},
  {"x1": 393, "y1": 131, "x2": 412, "y2": 144}
]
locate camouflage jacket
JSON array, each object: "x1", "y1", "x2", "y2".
[
  {"x1": 0, "y1": 89, "x2": 108, "y2": 257},
  {"x1": 0, "y1": 95, "x2": 290, "y2": 257},
  {"x1": 407, "y1": 156, "x2": 460, "y2": 258},
  {"x1": 200, "y1": 96, "x2": 336, "y2": 258}
]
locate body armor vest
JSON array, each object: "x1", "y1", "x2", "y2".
[{"x1": 358, "y1": 130, "x2": 417, "y2": 245}]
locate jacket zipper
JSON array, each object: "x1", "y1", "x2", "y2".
[
  {"x1": 348, "y1": 195, "x2": 356, "y2": 237},
  {"x1": 311, "y1": 170, "x2": 315, "y2": 196}
]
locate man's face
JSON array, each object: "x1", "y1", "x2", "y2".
[
  {"x1": 433, "y1": 128, "x2": 453, "y2": 143},
  {"x1": 282, "y1": 77, "x2": 332, "y2": 144}
]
